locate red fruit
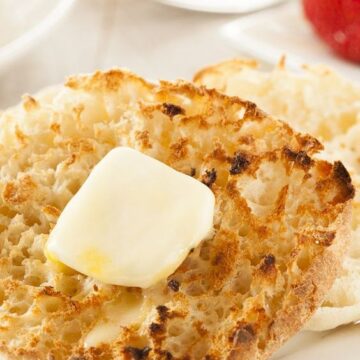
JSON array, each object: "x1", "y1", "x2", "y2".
[{"x1": 303, "y1": 0, "x2": 360, "y2": 63}]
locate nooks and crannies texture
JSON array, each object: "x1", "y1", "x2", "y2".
[
  {"x1": 194, "y1": 58, "x2": 360, "y2": 331},
  {"x1": 0, "y1": 68, "x2": 354, "y2": 359}
]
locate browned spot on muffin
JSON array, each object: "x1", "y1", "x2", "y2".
[
  {"x1": 164, "y1": 351, "x2": 173, "y2": 359},
  {"x1": 238, "y1": 135, "x2": 254, "y2": 145},
  {"x1": 167, "y1": 279, "x2": 180, "y2": 292},
  {"x1": 2, "y1": 175, "x2": 37, "y2": 206},
  {"x1": 123, "y1": 346, "x2": 151, "y2": 360},
  {"x1": 210, "y1": 144, "x2": 228, "y2": 162},
  {"x1": 296, "y1": 134, "x2": 323, "y2": 153},
  {"x1": 158, "y1": 351, "x2": 173, "y2": 360},
  {"x1": 259, "y1": 255, "x2": 276, "y2": 273},
  {"x1": 210, "y1": 231, "x2": 239, "y2": 290},
  {"x1": 40, "y1": 286, "x2": 61, "y2": 297},
  {"x1": 149, "y1": 323, "x2": 165, "y2": 335},
  {"x1": 230, "y1": 323, "x2": 256, "y2": 345},
  {"x1": 244, "y1": 101, "x2": 265, "y2": 119},
  {"x1": 332, "y1": 161, "x2": 355, "y2": 201},
  {"x1": 65, "y1": 153, "x2": 77, "y2": 166},
  {"x1": 135, "y1": 130, "x2": 152, "y2": 149},
  {"x1": 193, "y1": 320, "x2": 208, "y2": 337},
  {"x1": 162, "y1": 103, "x2": 185, "y2": 117},
  {"x1": 156, "y1": 305, "x2": 169, "y2": 322},
  {"x1": 170, "y1": 138, "x2": 188, "y2": 160},
  {"x1": 229, "y1": 152, "x2": 250, "y2": 175},
  {"x1": 283, "y1": 147, "x2": 313, "y2": 168},
  {"x1": 274, "y1": 185, "x2": 289, "y2": 216},
  {"x1": 202, "y1": 168, "x2": 217, "y2": 188},
  {"x1": 204, "y1": 356, "x2": 214, "y2": 360}
]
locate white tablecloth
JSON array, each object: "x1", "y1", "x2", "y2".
[{"x1": 0, "y1": 0, "x2": 242, "y2": 108}]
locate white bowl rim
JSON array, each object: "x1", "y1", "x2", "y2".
[
  {"x1": 0, "y1": 0, "x2": 76, "y2": 71},
  {"x1": 155, "y1": 0, "x2": 286, "y2": 14}
]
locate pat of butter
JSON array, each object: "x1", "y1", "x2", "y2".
[
  {"x1": 44, "y1": 247, "x2": 76, "y2": 275},
  {"x1": 46, "y1": 147, "x2": 215, "y2": 288},
  {"x1": 84, "y1": 292, "x2": 145, "y2": 348}
]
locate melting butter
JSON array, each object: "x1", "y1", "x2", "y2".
[
  {"x1": 84, "y1": 292, "x2": 146, "y2": 348},
  {"x1": 46, "y1": 147, "x2": 215, "y2": 288}
]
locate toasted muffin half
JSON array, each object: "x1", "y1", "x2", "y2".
[
  {"x1": 0, "y1": 69, "x2": 354, "y2": 359},
  {"x1": 194, "y1": 58, "x2": 360, "y2": 331}
]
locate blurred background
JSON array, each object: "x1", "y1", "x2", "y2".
[
  {"x1": 0, "y1": 0, "x2": 240, "y2": 107},
  {"x1": 0, "y1": 0, "x2": 359, "y2": 108}
]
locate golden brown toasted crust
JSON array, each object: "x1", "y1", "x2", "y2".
[
  {"x1": 0, "y1": 68, "x2": 354, "y2": 359},
  {"x1": 193, "y1": 59, "x2": 259, "y2": 90},
  {"x1": 194, "y1": 58, "x2": 360, "y2": 333},
  {"x1": 262, "y1": 203, "x2": 351, "y2": 359}
]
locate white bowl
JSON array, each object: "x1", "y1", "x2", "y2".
[
  {"x1": 155, "y1": 0, "x2": 287, "y2": 14},
  {"x1": 0, "y1": 0, "x2": 75, "y2": 73}
]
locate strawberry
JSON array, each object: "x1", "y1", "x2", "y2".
[{"x1": 303, "y1": 0, "x2": 360, "y2": 62}]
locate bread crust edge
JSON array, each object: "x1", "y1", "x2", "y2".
[
  {"x1": 233, "y1": 201, "x2": 352, "y2": 360},
  {"x1": 194, "y1": 60, "x2": 354, "y2": 359}
]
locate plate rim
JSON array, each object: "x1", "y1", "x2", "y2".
[{"x1": 220, "y1": 0, "x2": 360, "y2": 83}]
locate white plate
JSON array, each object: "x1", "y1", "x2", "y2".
[
  {"x1": 221, "y1": 0, "x2": 360, "y2": 82},
  {"x1": 0, "y1": 0, "x2": 75, "y2": 73},
  {"x1": 155, "y1": 0, "x2": 287, "y2": 14},
  {"x1": 272, "y1": 325, "x2": 360, "y2": 359}
]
